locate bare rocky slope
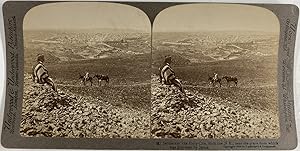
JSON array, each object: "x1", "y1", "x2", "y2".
[
  {"x1": 20, "y1": 74, "x2": 150, "y2": 138},
  {"x1": 20, "y1": 74, "x2": 279, "y2": 139},
  {"x1": 151, "y1": 75, "x2": 279, "y2": 139}
]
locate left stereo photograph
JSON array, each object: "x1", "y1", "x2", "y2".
[{"x1": 21, "y1": 2, "x2": 152, "y2": 138}]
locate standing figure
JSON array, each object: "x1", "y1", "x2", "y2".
[
  {"x1": 213, "y1": 73, "x2": 218, "y2": 81},
  {"x1": 32, "y1": 55, "x2": 57, "y2": 91},
  {"x1": 84, "y1": 72, "x2": 89, "y2": 81},
  {"x1": 208, "y1": 72, "x2": 222, "y2": 87},
  {"x1": 79, "y1": 72, "x2": 93, "y2": 86}
]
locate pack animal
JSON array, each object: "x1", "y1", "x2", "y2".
[
  {"x1": 222, "y1": 76, "x2": 238, "y2": 86},
  {"x1": 94, "y1": 74, "x2": 109, "y2": 86}
]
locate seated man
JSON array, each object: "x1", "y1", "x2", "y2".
[
  {"x1": 32, "y1": 55, "x2": 57, "y2": 92},
  {"x1": 160, "y1": 56, "x2": 184, "y2": 93}
]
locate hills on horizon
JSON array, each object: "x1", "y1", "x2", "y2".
[
  {"x1": 24, "y1": 28, "x2": 150, "y2": 33},
  {"x1": 24, "y1": 27, "x2": 279, "y2": 34},
  {"x1": 23, "y1": 30, "x2": 279, "y2": 67}
]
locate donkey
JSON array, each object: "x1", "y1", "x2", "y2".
[
  {"x1": 222, "y1": 76, "x2": 238, "y2": 87},
  {"x1": 94, "y1": 74, "x2": 109, "y2": 86}
]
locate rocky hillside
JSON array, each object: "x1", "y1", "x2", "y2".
[
  {"x1": 151, "y1": 75, "x2": 279, "y2": 139},
  {"x1": 20, "y1": 74, "x2": 280, "y2": 139},
  {"x1": 20, "y1": 74, "x2": 150, "y2": 138}
]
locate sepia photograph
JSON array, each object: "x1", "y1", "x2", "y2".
[
  {"x1": 20, "y1": 2, "x2": 281, "y2": 140},
  {"x1": 1, "y1": 0, "x2": 298, "y2": 149},
  {"x1": 20, "y1": 2, "x2": 151, "y2": 138},
  {"x1": 151, "y1": 4, "x2": 280, "y2": 139}
]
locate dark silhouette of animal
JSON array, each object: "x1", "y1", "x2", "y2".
[
  {"x1": 222, "y1": 76, "x2": 238, "y2": 86},
  {"x1": 32, "y1": 55, "x2": 57, "y2": 92},
  {"x1": 94, "y1": 74, "x2": 109, "y2": 86},
  {"x1": 208, "y1": 76, "x2": 222, "y2": 87},
  {"x1": 79, "y1": 73, "x2": 93, "y2": 86}
]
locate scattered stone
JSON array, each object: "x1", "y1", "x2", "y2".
[
  {"x1": 151, "y1": 75, "x2": 279, "y2": 139},
  {"x1": 20, "y1": 74, "x2": 150, "y2": 138}
]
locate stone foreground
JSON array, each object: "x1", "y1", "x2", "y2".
[
  {"x1": 151, "y1": 75, "x2": 279, "y2": 139},
  {"x1": 20, "y1": 74, "x2": 279, "y2": 139},
  {"x1": 21, "y1": 75, "x2": 150, "y2": 138}
]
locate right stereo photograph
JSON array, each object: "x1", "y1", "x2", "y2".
[{"x1": 151, "y1": 4, "x2": 280, "y2": 139}]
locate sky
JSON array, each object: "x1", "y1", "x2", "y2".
[
  {"x1": 153, "y1": 4, "x2": 280, "y2": 33},
  {"x1": 23, "y1": 2, "x2": 151, "y2": 32},
  {"x1": 23, "y1": 3, "x2": 279, "y2": 33}
]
